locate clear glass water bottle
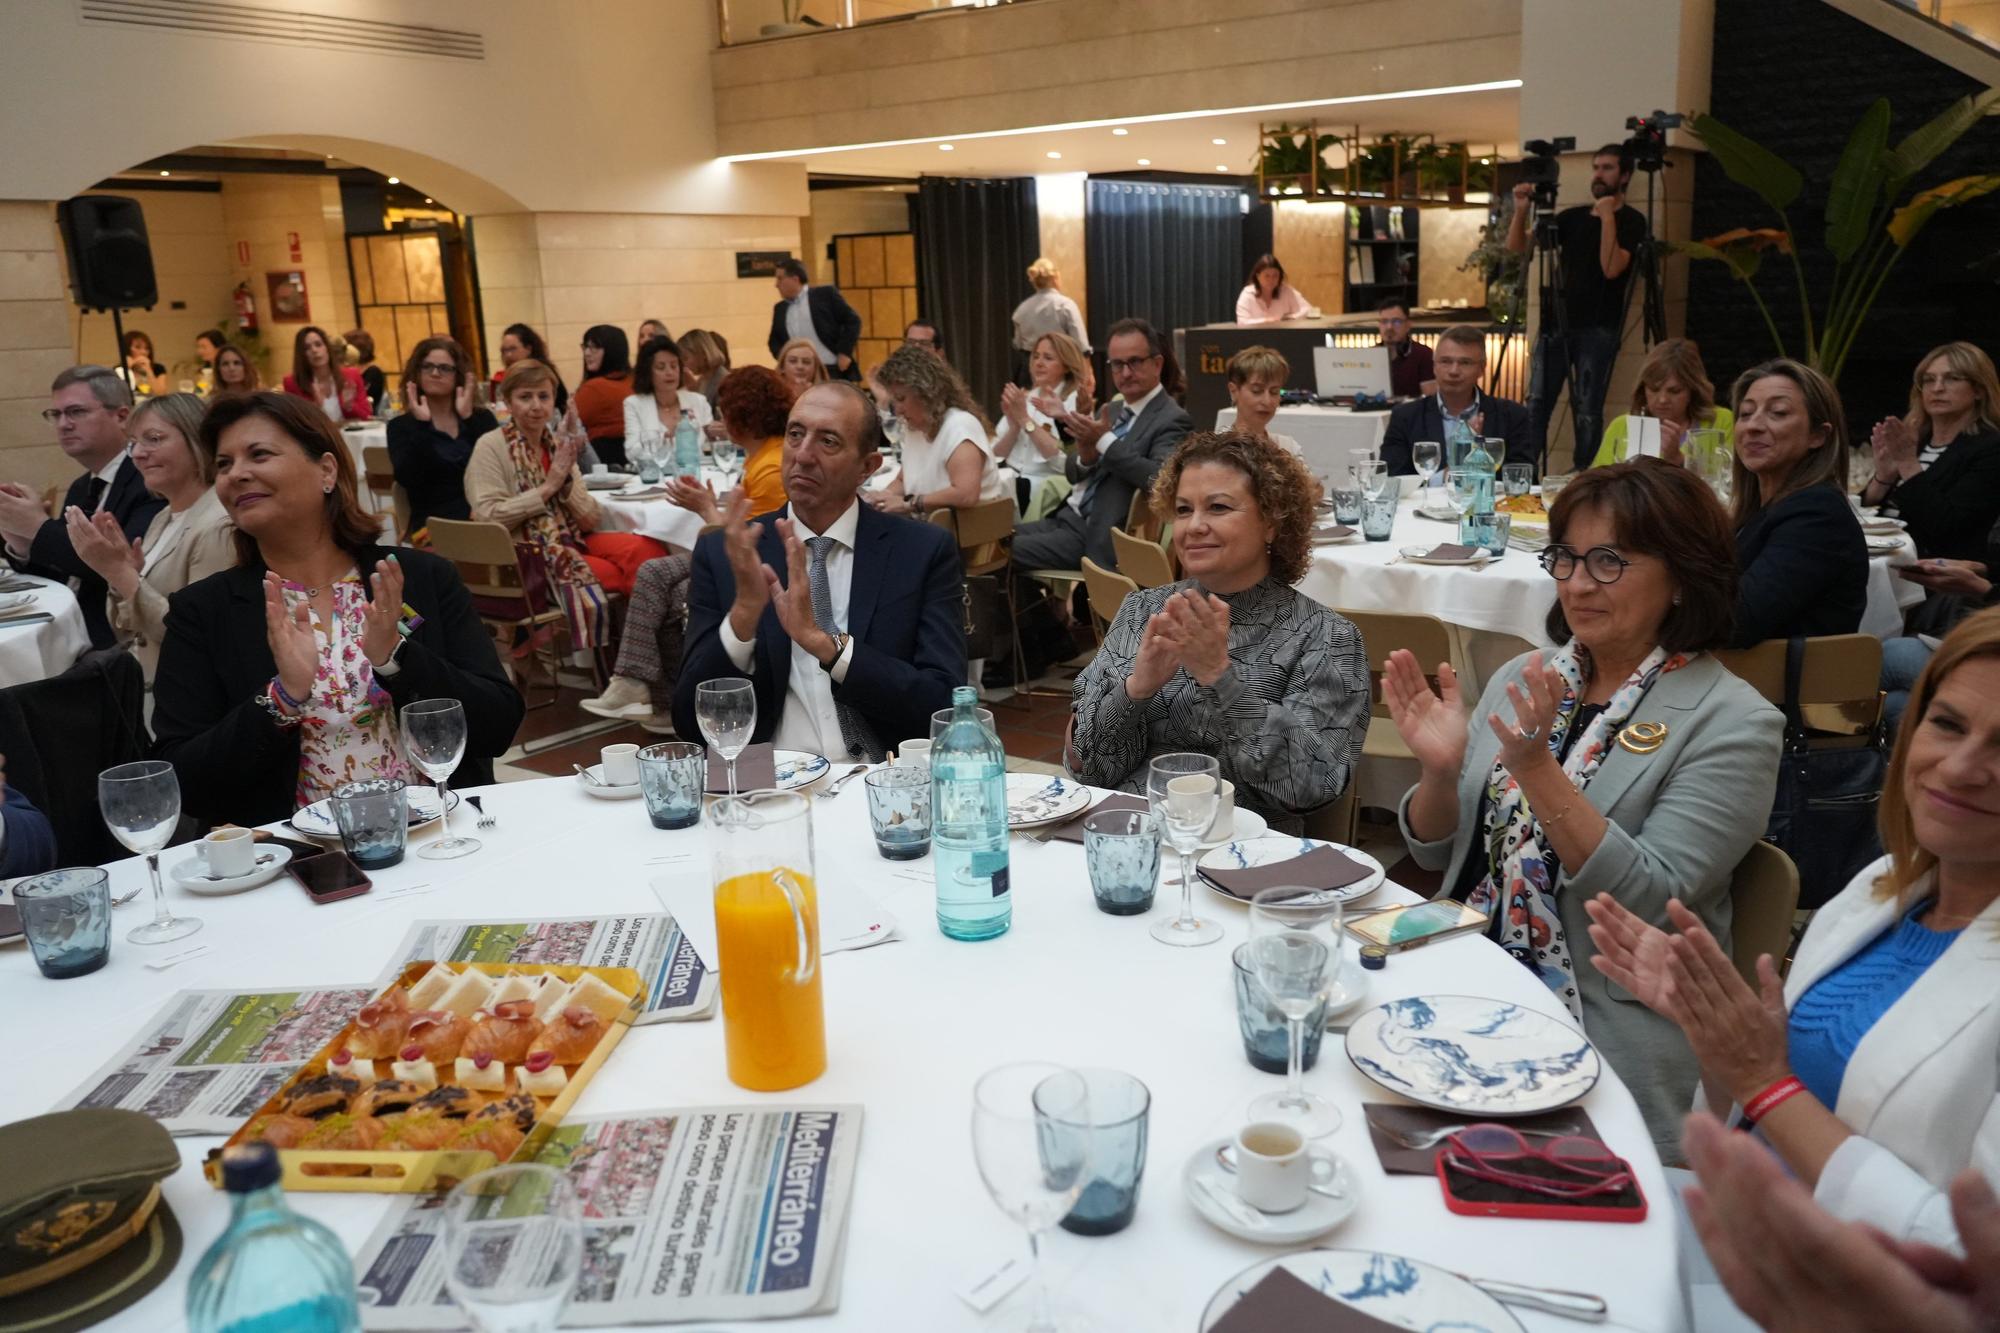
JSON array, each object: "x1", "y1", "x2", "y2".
[
  {"x1": 673, "y1": 411, "x2": 702, "y2": 480},
  {"x1": 187, "y1": 1143, "x2": 361, "y2": 1333},
  {"x1": 932, "y1": 686, "x2": 1011, "y2": 940}
]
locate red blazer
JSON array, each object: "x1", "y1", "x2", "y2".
[{"x1": 282, "y1": 367, "x2": 373, "y2": 421}]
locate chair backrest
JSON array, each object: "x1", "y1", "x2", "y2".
[
  {"x1": 1338, "y1": 609, "x2": 1455, "y2": 701},
  {"x1": 1715, "y1": 634, "x2": 1884, "y2": 741},
  {"x1": 1124, "y1": 488, "x2": 1162, "y2": 542},
  {"x1": 361, "y1": 442, "x2": 396, "y2": 496},
  {"x1": 392, "y1": 483, "x2": 412, "y2": 541},
  {"x1": 1302, "y1": 781, "x2": 1359, "y2": 847},
  {"x1": 1111, "y1": 526, "x2": 1176, "y2": 589},
  {"x1": 427, "y1": 517, "x2": 528, "y2": 599},
  {"x1": 954, "y1": 496, "x2": 1017, "y2": 550},
  {"x1": 1729, "y1": 839, "x2": 1801, "y2": 984},
  {"x1": 1079, "y1": 557, "x2": 1137, "y2": 636}
]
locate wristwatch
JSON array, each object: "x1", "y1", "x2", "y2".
[{"x1": 819, "y1": 632, "x2": 849, "y2": 673}]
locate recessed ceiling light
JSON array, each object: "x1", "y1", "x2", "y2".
[
  {"x1": 1137, "y1": 158, "x2": 1151, "y2": 166},
  {"x1": 387, "y1": 176, "x2": 400, "y2": 185},
  {"x1": 1111, "y1": 127, "x2": 1128, "y2": 136},
  {"x1": 424, "y1": 197, "x2": 434, "y2": 204},
  {"x1": 1046, "y1": 151, "x2": 1062, "y2": 159},
  {"x1": 939, "y1": 143, "x2": 954, "y2": 151},
  {"x1": 1216, "y1": 164, "x2": 1230, "y2": 172},
  {"x1": 158, "y1": 170, "x2": 169, "y2": 176},
  {"x1": 1212, "y1": 138, "x2": 1228, "y2": 146}
]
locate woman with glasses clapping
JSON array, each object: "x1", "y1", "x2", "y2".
[
  {"x1": 388, "y1": 337, "x2": 497, "y2": 544},
  {"x1": 1383, "y1": 460, "x2": 1783, "y2": 1160}
]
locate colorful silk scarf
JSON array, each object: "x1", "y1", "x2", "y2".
[{"x1": 503, "y1": 420, "x2": 607, "y2": 649}]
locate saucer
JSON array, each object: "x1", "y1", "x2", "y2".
[
  {"x1": 1198, "y1": 807, "x2": 1269, "y2": 850},
  {"x1": 578, "y1": 765, "x2": 643, "y2": 800},
  {"x1": 1181, "y1": 1138, "x2": 1358, "y2": 1244},
  {"x1": 1325, "y1": 969, "x2": 1372, "y2": 1028},
  {"x1": 170, "y1": 845, "x2": 293, "y2": 895}
]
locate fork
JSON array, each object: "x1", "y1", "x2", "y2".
[
  {"x1": 1372, "y1": 1118, "x2": 1582, "y2": 1151},
  {"x1": 468, "y1": 795, "x2": 495, "y2": 829},
  {"x1": 818, "y1": 765, "x2": 868, "y2": 799}
]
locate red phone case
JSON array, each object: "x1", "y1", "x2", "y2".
[
  {"x1": 290, "y1": 852, "x2": 372, "y2": 904},
  {"x1": 1435, "y1": 1155, "x2": 1649, "y2": 1223}
]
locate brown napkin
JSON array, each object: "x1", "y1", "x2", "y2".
[
  {"x1": 1424, "y1": 542, "x2": 1480, "y2": 561},
  {"x1": 1201, "y1": 845, "x2": 1375, "y2": 900},
  {"x1": 705, "y1": 742, "x2": 776, "y2": 794},
  {"x1": 1208, "y1": 1267, "x2": 1403, "y2": 1333},
  {"x1": 1363, "y1": 1102, "x2": 1605, "y2": 1175},
  {"x1": 1044, "y1": 793, "x2": 1149, "y2": 845},
  {"x1": 1312, "y1": 524, "x2": 1356, "y2": 540}
]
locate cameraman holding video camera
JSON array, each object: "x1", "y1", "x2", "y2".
[{"x1": 1507, "y1": 143, "x2": 1646, "y2": 469}]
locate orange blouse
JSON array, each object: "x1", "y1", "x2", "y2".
[{"x1": 572, "y1": 373, "x2": 632, "y2": 442}]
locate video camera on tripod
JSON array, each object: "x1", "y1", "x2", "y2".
[
  {"x1": 1622, "y1": 109, "x2": 1683, "y2": 173},
  {"x1": 1518, "y1": 136, "x2": 1574, "y2": 210}
]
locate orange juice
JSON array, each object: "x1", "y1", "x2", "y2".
[{"x1": 715, "y1": 869, "x2": 826, "y2": 1090}]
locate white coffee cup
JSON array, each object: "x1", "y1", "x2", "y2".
[
  {"x1": 1204, "y1": 779, "x2": 1237, "y2": 841},
  {"x1": 894, "y1": 739, "x2": 932, "y2": 767},
  {"x1": 1233, "y1": 1120, "x2": 1310, "y2": 1213},
  {"x1": 601, "y1": 743, "x2": 641, "y2": 786},
  {"x1": 591, "y1": 463, "x2": 608, "y2": 476},
  {"x1": 203, "y1": 826, "x2": 257, "y2": 878}
]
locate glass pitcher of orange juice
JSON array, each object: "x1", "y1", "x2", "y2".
[{"x1": 710, "y1": 790, "x2": 825, "y2": 1090}]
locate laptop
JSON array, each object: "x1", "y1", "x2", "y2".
[{"x1": 1313, "y1": 345, "x2": 1393, "y2": 401}]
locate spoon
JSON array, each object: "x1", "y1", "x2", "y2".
[
  {"x1": 197, "y1": 853, "x2": 277, "y2": 882},
  {"x1": 573, "y1": 764, "x2": 604, "y2": 787},
  {"x1": 1213, "y1": 1143, "x2": 1347, "y2": 1199}
]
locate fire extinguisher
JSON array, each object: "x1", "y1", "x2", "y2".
[{"x1": 233, "y1": 281, "x2": 258, "y2": 335}]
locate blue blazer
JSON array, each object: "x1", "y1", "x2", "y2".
[
  {"x1": 0, "y1": 782, "x2": 56, "y2": 879},
  {"x1": 672, "y1": 503, "x2": 967, "y2": 757}
]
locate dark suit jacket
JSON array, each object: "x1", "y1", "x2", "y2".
[
  {"x1": 0, "y1": 782, "x2": 56, "y2": 878},
  {"x1": 152, "y1": 546, "x2": 524, "y2": 828},
  {"x1": 1882, "y1": 430, "x2": 2000, "y2": 562},
  {"x1": 16, "y1": 460, "x2": 165, "y2": 647},
  {"x1": 1730, "y1": 483, "x2": 1869, "y2": 648},
  {"x1": 1066, "y1": 392, "x2": 1193, "y2": 569},
  {"x1": 1380, "y1": 393, "x2": 1534, "y2": 476},
  {"x1": 767, "y1": 287, "x2": 863, "y2": 375},
  {"x1": 672, "y1": 502, "x2": 965, "y2": 756},
  {"x1": 387, "y1": 409, "x2": 497, "y2": 535}
]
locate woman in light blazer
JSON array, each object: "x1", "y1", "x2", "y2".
[
  {"x1": 62, "y1": 392, "x2": 235, "y2": 682},
  {"x1": 1589, "y1": 606, "x2": 2000, "y2": 1255},
  {"x1": 1385, "y1": 462, "x2": 1783, "y2": 1158},
  {"x1": 622, "y1": 336, "x2": 714, "y2": 458}
]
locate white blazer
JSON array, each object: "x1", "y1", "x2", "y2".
[
  {"x1": 1754, "y1": 856, "x2": 2000, "y2": 1250},
  {"x1": 622, "y1": 390, "x2": 713, "y2": 443}
]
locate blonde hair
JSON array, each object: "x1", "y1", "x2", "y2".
[
  {"x1": 775, "y1": 339, "x2": 829, "y2": 386},
  {"x1": 1032, "y1": 331, "x2": 1090, "y2": 395},
  {"x1": 876, "y1": 343, "x2": 990, "y2": 436},
  {"x1": 500, "y1": 358, "x2": 559, "y2": 401},
  {"x1": 1629, "y1": 338, "x2": 1718, "y2": 426},
  {"x1": 1026, "y1": 257, "x2": 1060, "y2": 290},
  {"x1": 1227, "y1": 345, "x2": 1290, "y2": 388},
  {"x1": 1903, "y1": 341, "x2": 2000, "y2": 443}
]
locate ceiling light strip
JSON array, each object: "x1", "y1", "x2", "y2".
[
  {"x1": 720, "y1": 80, "x2": 1522, "y2": 162},
  {"x1": 80, "y1": 0, "x2": 484, "y2": 59}
]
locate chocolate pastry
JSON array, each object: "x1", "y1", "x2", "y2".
[
  {"x1": 470, "y1": 1092, "x2": 538, "y2": 1133},
  {"x1": 284, "y1": 1071, "x2": 363, "y2": 1118},
  {"x1": 350, "y1": 1078, "x2": 424, "y2": 1117},
  {"x1": 411, "y1": 1085, "x2": 475, "y2": 1118}
]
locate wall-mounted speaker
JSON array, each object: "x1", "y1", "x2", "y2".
[{"x1": 56, "y1": 195, "x2": 157, "y2": 311}]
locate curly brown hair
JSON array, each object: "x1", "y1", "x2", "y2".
[
  {"x1": 716, "y1": 366, "x2": 795, "y2": 439},
  {"x1": 1149, "y1": 432, "x2": 1321, "y2": 585},
  {"x1": 875, "y1": 343, "x2": 991, "y2": 435}
]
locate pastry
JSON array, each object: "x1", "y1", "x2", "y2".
[
  {"x1": 284, "y1": 1071, "x2": 363, "y2": 1118},
  {"x1": 351, "y1": 1078, "x2": 424, "y2": 1117},
  {"x1": 244, "y1": 1112, "x2": 316, "y2": 1149},
  {"x1": 471, "y1": 1092, "x2": 538, "y2": 1134},
  {"x1": 561, "y1": 973, "x2": 630, "y2": 1025},
  {"x1": 404, "y1": 962, "x2": 456, "y2": 1011},
  {"x1": 524, "y1": 1005, "x2": 605, "y2": 1066},
  {"x1": 412, "y1": 1085, "x2": 476, "y2": 1119},
  {"x1": 462, "y1": 1000, "x2": 543, "y2": 1065},
  {"x1": 518, "y1": 1051, "x2": 569, "y2": 1098},
  {"x1": 453, "y1": 1117, "x2": 525, "y2": 1162},
  {"x1": 328, "y1": 1049, "x2": 377, "y2": 1083},
  {"x1": 378, "y1": 1110, "x2": 458, "y2": 1151},
  {"x1": 401, "y1": 1010, "x2": 470, "y2": 1063},
  {"x1": 434, "y1": 968, "x2": 495, "y2": 1018},
  {"x1": 389, "y1": 1054, "x2": 437, "y2": 1091},
  {"x1": 345, "y1": 989, "x2": 412, "y2": 1060},
  {"x1": 454, "y1": 1053, "x2": 508, "y2": 1093}
]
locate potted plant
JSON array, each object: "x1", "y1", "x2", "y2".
[
  {"x1": 1416, "y1": 142, "x2": 1470, "y2": 203},
  {"x1": 760, "y1": 0, "x2": 815, "y2": 38},
  {"x1": 1257, "y1": 123, "x2": 1340, "y2": 195}
]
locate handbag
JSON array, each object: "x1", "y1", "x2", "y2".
[
  {"x1": 1763, "y1": 636, "x2": 1887, "y2": 909},
  {"x1": 961, "y1": 573, "x2": 1002, "y2": 661}
]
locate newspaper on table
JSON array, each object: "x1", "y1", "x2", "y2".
[
  {"x1": 53, "y1": 985, "x2": 374, "y2": 1135},
  {"x1": 354, "y1": 1104, "x2": 862, "y2": 1328},
  {"x1": 379, "y1": 915, "x2": 716, "y2": 1024}
]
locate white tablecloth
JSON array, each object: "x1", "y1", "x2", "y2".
[
  {"x1": 593, "y1": 468, "x2": 733, "y2": 552},
  {"x1": 1215, "y1": 404, "x2": 1389, "y2": 481},
  {"x1": 1, "y1": 773, "x2": 1684, "y2": 1332},
  {"x1": 0, "y1": 574, "x2": 90, "y2": 686}
]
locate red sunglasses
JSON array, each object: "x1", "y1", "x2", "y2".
[{"x1": 1440, "y1": 1123, "x2": 1633, "y2": 1200}]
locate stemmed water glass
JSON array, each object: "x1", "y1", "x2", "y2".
[
  {"x1": 1349, "y1": 458, "x2": 1391, "y2": 501},
  {"x1": 710, "y1": 436, "x2": 742, "y2": 486},
  {"x1": 1445, "y1": 466, "x2": 1481, "y2": 518},
  {"x1": 971, "y1": 1063, "x2": 1093, "y2": 1333},
  {"x1": 99, "y1": 760, "x2": 201, "y2": 945},
  {"x1": 696, "y1": 678, "x2": 756, "y2": 797},
  {"x1": 441, "y1": 1164, "x2": 583, "y2": 1333},
  {"x1": 1245, "y1": 886, "x2": 1348, "y2": 1137},
  {"x1": 1146, "y1": 753, "x2": 1222, "y2": 947},
  {"x1": 401, "y1": 698, "x2": 480, "y2": 860},
  {"x1": 1412, "y1": 440, "x2": 1442, "y2": 493}
]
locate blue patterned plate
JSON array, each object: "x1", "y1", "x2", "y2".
[
  {"x1": 1195, "y1": 835, "x2": 1385, "y2": 905},
  {"x1": 1201, "y1": 1248, "x2": 1523, "y2": 1331},
  {"x1": 773, "y1": 749, "x2": 831, "y2": 790},
  {"x1": 1344, "y1": 994, "x2": 1602, "y2": 1117},
  {"x1": 289, "y1": 788, "x2": 456, "y2": 839},
  {"x1": 1004, "y1": 773, "x2": 1092, "y2": 828}
]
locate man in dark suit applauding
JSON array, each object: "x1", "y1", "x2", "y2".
[
  {"x1": 767, "y1": 258, "x2": 863, "y2": 383},
  {"x1": 1380, "y1": 325, "x2": 1535, "y2": 478},
  {"x1": 0, "y1": 366, "x2": 165, "y2": 647},
  {"x1": 674, "y1": 381, "x2": 964, "y2": 760},
  {"x1": 1013, "y1": 317, "x2": 1192, "y2": 573}
]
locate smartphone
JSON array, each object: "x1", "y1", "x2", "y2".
[
  {"x1": 1345, "y1": 900, "x2": 1488, "y2": 953},
  {"x1": 264, "y1": 834, "x2": 329, "y2": 862},
  {"x1": 290, "y1": 850, "x2": 373, "y2": 904}
]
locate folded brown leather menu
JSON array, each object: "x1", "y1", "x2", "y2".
[
  {"x1": 1201, "y1": 845, "x2": 1375, "y2": 900},
  {"x1": 1208, "y1": 1267, "x2": 1404, "y2": 1332},
  {"x1": 1424, "y1": 542, "x2": 1480, "y2": 560}
]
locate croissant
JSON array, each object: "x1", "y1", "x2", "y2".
[
  {"x1": 301, "y1": 1112, "x2": 385, "y2": 1152},
  {"x1": 453, "y1": 1118, "x2": 525, "y2": 1163},
  {"x1": 400, "y1": 1009, "x2": 470, "y2": 1063},
  {"x1": 377, "y1": 1110, "x2": 459, "y2": 1151},
  {"x1": 244, "y1": 1112, "x2": 316, "y2": 1149},
  {"x1": 524, "y1": 1005, "x2": 604, "y2": 1066},
  {"x1": 345, "y1": 989, "x2": 412, "y2": 1059},
  {"x1": 462, "y1": 999, "x2": 543, "y2": 1065}
]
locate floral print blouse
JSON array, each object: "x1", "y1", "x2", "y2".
[{"x1": 284, "y1": 575, "x2": 408, "y2": 808}]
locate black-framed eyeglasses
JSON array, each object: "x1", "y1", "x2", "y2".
[
  {"x1": 420, "y1": 361, "x2": 458, "y2": 374},
  {"x1": 1106, "y1": 355, "x2": 1159, "y2": 373},
  {"x1": 1539, "y1": 544, "x2": 1635, "y2": 585}
]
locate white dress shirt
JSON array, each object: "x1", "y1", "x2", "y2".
[
  {"x1": 785, "y1": 288, "x2": 838, "y2": 366},
  {"x1": 717, "y1": 501, "x2": 859, "y2": 759}
]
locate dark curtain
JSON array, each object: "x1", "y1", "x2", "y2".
[
  {"x1": 1085, "y1": 180, "x2": 1244, "y2": 379},
  {"x1": 915, "y1": 176, "x2": 1040, "y2": 415}
]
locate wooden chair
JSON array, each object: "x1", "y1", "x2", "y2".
[
  {"x1": 426, "y1": 517, "x2": 568, "y2": 711},
  {"x1": 1079, "y1": 557, "x2": 1137, "y2": 637},
  {"x1": 1111, "y1": 525, "x2": 1176, "y2": 589},
  {"x1": 1715, "y1": 634, "x2": 1884, "y2": 745},
  {"x1": 1124, "y1": 489, "x2": 1164, "y2": 543},
  {"x1": 1729, "y1": 839, "x2": 1801, "y2": 985},
  {"x1": 361, "y1": 442, "x2": 395, "y2": 509},
  {"x1": 939, "y1": 497, "x2": 1036, "y2": 692},
  {"x1": 1338, "y1": 609, "x2": 1456, "y2": 767}
]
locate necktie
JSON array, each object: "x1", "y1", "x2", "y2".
[
  {"x1": 84, "y1": 475, "x2": 109, "y2": 514},
  {"x1": 805, "y1": 535, "x2": 882, "y2": 762},
  {"x1": 1076, "y1": 406, "x2": 1135, "y2": 519}
]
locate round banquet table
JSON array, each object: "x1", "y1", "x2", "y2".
[
  {"x1": 593, "y1": 467, "x2": 733, "y2": 552},
  {"x1": 0, "y1": 573, "x2": 91, "y2": 687},
  {"x1": 1215, "y1": 404, "x2": 1388, "y2": 481},
  {"x1": 0, "y1": 774, "x2": 1686, "y2": 1332}
]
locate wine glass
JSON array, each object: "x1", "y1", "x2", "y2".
[
  {"x1": 401, "y1": 698, "x2": 480, "y2": 860},
  {"x1": 1245, "y1": 886, "x2": 1348, "y2": 1136},
  {"x1": 971, "y1": 1063, "x2": 1092, "y2": 1333},
  {"x1": 696, "y1": 678, "x2": 757, "y2": 797},
  {"x1": 1445, "y1": 466, "x2": 1480, "y2": 517},
  {"x1": 1146, "y1": 753, "x2": 1222, "y2": 947},
  {"x1": 710, "y1": 436, "x2": 742, "y2": 485},
  {"x1": 99, "y1": 760, "x2": 201, "y2": 945},
  {"x1": 1412, "y1": 440, "x2": 1442, "y2": 492},
  {"x1": 441, "y1": 1164, "x2": 582, "y2": 1333},
  {"x1": 1350, "y1": 458, "x2": 1391, "y2": 501}
]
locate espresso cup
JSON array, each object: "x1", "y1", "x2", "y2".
[
  {"x1": 1203, "y1": 779, "x2": 1237, "y2": 842},
  {"x1": 1233, "y1": 1121, "x2": 1310, "y2": 1213},
  {"x1": 601, "y1": 743, "x2": 641, "y2": 786},
  {"x1": 894, "y1": 739, "x2": 932, "y2": 767},
  {"x1": 203, "y1": 826, "x2": 257, "y2": 878}
]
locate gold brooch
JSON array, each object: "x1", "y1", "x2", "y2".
[{"x1": 1617, "y1": 722, "x2": 1668, "y2": 755}]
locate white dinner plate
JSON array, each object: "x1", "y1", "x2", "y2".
[
  {"x1": 1181, "y1": 1140, "x2": 1358, "y2": 1246},
  {"x1": 1412, "y1": 502, "x2": 1461, "y2": 524},
  {"x1": 0, "y1": 592, "x2": 36, "y2": 615},
  {"x1": 774, "y1": 749, "x2": 831, "y2": 790},
  {"x1": 170, "y1": 845, "x2": 294, "y2": 895},
  {"x1": 1196, "y1": 835, "x2": 1385, "y2": 906},
  {"x1": 1199, "y1": 1249, "x2": 1523, "y2": 1331},
  {"x1": 1861, "y1": 516, "x2": 1907, "y2": 534},
  {"x1": 1866, "y1": 535, "x2": 1907, "y2": 555},
  {"x1": 1198, "y1": 807, "x2": 1268, "y2": 850},
  {"x1": 289, "y1": 788, "x2": 456, "y2": 839},
  {"x1": 577, "y1": 765, "x2": 643, "y2": 800},
  {"x1": 582, "y1": 473, "x2": 629, "y2": 490},
  {"x1": 1310, "y1": 526, "x2": 1361, "y2": 547},
  {"x1": 1325, "y1": 968, "x2": 1372, "y2": 1028},
  {"x1": 1005, "y1": 773, "x2": 1092, "y2": 829},
  {"x1": 1344, "y1": 994, "x2": 1602, "y2": 1117},
  {"x1": 1398, "y1": 544, "x2": 1491, "y2": 567}
]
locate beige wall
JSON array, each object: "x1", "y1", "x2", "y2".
[
  {"x1": 219, "y1": 176, "x2": 356, "y2": 378},
  {"x1": 1033, "y1": 173, "x2": 1088, "y2": 340},
  {"x1": 714, "y1": 0, "x2": 1521, "y2": 156},
  {"x1": 1417, "y1": 206, "x2": 1490, "y2": 310},
  {"x1": 0, "y1": 204, "x2": 74, "y2": 488},
  {"x1": 1273, "y1": 202, "x2": 1344, "y2": 318},
  {"x1": 73, "y1": 190, "x2": 229, "y2": 378}
]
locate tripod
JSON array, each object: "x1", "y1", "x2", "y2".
[{"x1": 1494, "y1": 192, "x2": 1584, "y2": 475}]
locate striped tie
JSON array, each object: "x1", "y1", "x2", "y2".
[{"x1": 805, "y1": 535, "x2": 881, "y2": 762}]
